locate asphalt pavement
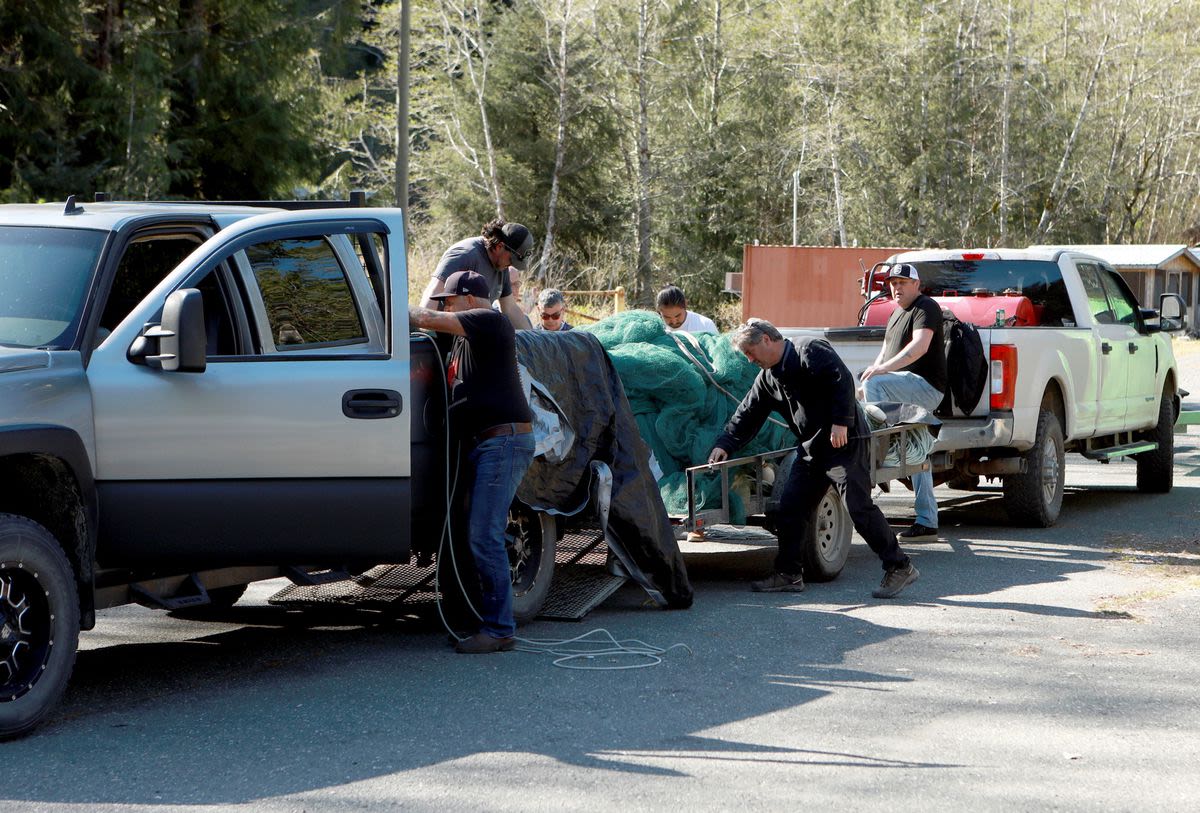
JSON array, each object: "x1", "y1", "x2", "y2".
[{"x1": 3, "y1": 347, "x2": 1200, "y2": 812}]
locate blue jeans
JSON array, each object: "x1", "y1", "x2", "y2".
[
  {"x1": 467, "y1": 431, "x2": 536, "y2": 638},
  {"x1": 863, "y1": 372, "x2": 942, "y2": 528}
]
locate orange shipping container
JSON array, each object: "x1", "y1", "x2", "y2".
[{"x1": 741, "y1": 245, "x2": 915, "y2": 328}]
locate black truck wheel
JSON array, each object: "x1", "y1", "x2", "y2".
[
  {"x1": 1135, "y1": 389, "x2": 1174, "y2": 494},
  {"x1": 800, "y1": 486, "x2": 852, "y2": 582},
  {"x1": 1002, "y1": 409, "x2": 1065, "y2": 527},
  {"x1": 0, "y1": 514, "x2": 80, "y2": 740},
  {"x1": 507, "y1": 507, "x2": 556, "y2": 623}
]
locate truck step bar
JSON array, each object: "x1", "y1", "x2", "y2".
[{"x1": 1081, "y1": 441, "x2": 1158, "y2": 462}]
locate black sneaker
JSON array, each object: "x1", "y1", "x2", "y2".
[
  {"x1": 872, "y1": 562, "x2": 919, "y2": 598},
  {"x1": 750, "y1": 571, "x2": 805, "y2": 593},
  {"x1": 898, "y1": 523, "x2": 938, "y2": 542}
]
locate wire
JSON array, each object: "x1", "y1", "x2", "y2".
[
  {"x1": 515, "y1": 628, "x2": 693, "y2": 671},
  {"x1": 413, "y1": 331, "x2": 691, "y2": 670}
]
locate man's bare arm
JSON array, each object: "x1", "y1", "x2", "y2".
[
  {"x1": 408, "y1": 304, "x2": 465, "y2": 336},
  {"x1": 419, "y1": 276, "x2": 446, "y2": 309},
  {"x1": 498, "y1": 294, "x2": 532, "y2": 330},
  {"x1": 863, "y1": 328, "x2": 934, "y2": 378}
]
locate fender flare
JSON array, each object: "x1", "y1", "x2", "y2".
[{"x1": 0, "y1": 424, "x2": 98, "y2": 628}]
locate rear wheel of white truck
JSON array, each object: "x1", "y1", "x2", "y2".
[
  {"x1": 1135, "y1": 388, "x2": 1174, "y2": 494},
  {"x1": 1002, "y1": 409, "x2": 1065, "y2": 527},
  {"x1": 800, "y1": 486, "x2": 852, "y2": 582},
  {"x1": 0, "y1": 514, "x2": 80, "y2": 740}
]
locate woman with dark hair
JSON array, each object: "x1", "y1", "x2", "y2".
[{"x1": 656, "y1": 284, "x2": 717, "y2": 333}]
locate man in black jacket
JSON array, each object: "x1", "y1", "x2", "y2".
[{"x1": 707, "y1": 319, "x2": 918, "y2": 598}]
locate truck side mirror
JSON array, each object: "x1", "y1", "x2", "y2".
[
  {"x1": 129, "y1": 289, "x2": 207, "y2": 372},
  {"x1": 1159, "y1": 292, "x2": 1188, "y2": 333}
]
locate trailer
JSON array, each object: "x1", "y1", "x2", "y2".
[{"x1": 677, "y1": 420, "x2": 934, "y2": 581}]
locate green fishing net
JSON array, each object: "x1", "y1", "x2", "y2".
[{"x1": 582, "y1": 311, "x2": 793, "y2": 523}]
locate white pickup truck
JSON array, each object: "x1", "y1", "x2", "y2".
[{"x1": 783, "y1": 248, "x2": 1188, "y2": 527}]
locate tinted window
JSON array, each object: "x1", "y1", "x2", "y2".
[
  {"x1": 245, "y1": 237, "x2": 366, "y2": 350},
  {"x1": 0, "y1": 226, "x2": 106, "y2": 347},
  {"x1": 911, "y1": 259, "x2": 1074, "y2": 326},
  {"x1": 1076, "y1": 262, "x2": 1114, "y2": 325},
  {"x1": 1099, "y1": 267, "x2": 1138, "y2": 327},
  {"x1": 100, "y1": 235, "x2": 203, "y2": 332}
]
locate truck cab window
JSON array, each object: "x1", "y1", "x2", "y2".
[
  {"x1": 1098, "y1": 268, "x2": 1139, "y2": 327},
  {"x1": 245, "y1": 237, "x2": 368, "y2": 351},
  {"x1": 1076, "y1": 263, "x2": 1115, "y2": 325},
  {"x1": 100, "y1": 235, "x2": 203, "y2": 333}
]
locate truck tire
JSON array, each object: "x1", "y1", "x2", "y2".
[
  {"x1": 800, "y1": 486, "x2": 852, "y2": 582},
  {"x1": 1135, "y1": 389, "x2": 1174, "y2": 494},
  {"x1": 508, "y1": 508, "x2": 556, "y2": 622},
  {"x1": 0, "y1": 514, "x2": 80, "y2": 740},
  {"x1": 1002, "y1": 409, "x2": 1065, "y2": 527},
  {"x1": 436, "y1": 505, "x2": 556, "y2": 628}
]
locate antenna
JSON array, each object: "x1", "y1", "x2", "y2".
[{"x1": 63, "y1": 195, "x2": 83, "y2": 215}]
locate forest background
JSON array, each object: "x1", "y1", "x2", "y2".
[{"x1": 3, "y1": 0, "x2": 1199, "y2": 319}]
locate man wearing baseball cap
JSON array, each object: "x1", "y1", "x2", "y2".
[
  {"x1": 860, "y1": 262, "x2": 946, "y2": 542},
  {"x1": 420, "y1": 218, "x2": 534, "y2": 331},
  {"x1": 409, "y1": 270, "x2": 535, "y2": 653}
]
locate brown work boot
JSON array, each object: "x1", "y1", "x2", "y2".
[
  {"x1": 455, "y1": 632, "x2": 516, "y2": 654},
  {"x1": 872, "y1": 562, "x2": 919, "y2": 599},
  {"x1": 750, "y1": 571, "x2": 805, "y2": 593}
]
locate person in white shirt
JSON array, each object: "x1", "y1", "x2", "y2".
[{"x1": 656, "y1": 284, "x2": 718, "y2": 333}]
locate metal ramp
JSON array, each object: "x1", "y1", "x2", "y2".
[
  {"x1": 537, "y1": 526, "x2": 627, "y2": 621},
  {"x1": 267, "y1": 528, "x2": 627, "y2": 621}
]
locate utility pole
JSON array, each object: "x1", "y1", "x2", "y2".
[{"x1": 792, "y1": 169, "x2": 799, "y2": 245}]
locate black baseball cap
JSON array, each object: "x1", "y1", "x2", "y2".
[
  {"x1": 430, "y1": 270, "x2": 491, "y2": 300},
  {"x1": 500, "y1": 223, "x2": 534, "y2": 270},
  {"x1": 884, "y1": 263, "x2": 920, "y2": 282}
]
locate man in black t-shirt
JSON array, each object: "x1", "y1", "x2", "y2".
[
  {"x1": 860, "y1": 263, "x2": 946, "y2": 542},
  {"x1": 409, "y1": 270, "x2": 535, "y2": 654}
]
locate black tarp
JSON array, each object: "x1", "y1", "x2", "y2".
[{"x1": 515, "y1": 330, "x2": 693, "y2": 609}]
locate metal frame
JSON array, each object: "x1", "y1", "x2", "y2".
[{"x1": 681, "y1": 423, "x2": 933, "y2": 532}]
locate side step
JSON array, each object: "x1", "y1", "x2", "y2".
[
  {"x1": 268, "y1": 530, "x2": 628, "y2": 622},
  {"x1": 1081, "y1": 441, "x2": 1157, "y2": 462}
]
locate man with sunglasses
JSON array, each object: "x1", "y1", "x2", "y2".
[
  {"x1": 533, "y1": 288, "x2": 572, "y2": 331},
  {"x1": 421, "y1": 218, "x2": 534, "y2": 331}
]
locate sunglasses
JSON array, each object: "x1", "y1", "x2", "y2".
[
  {"x1": 540, "y1": 311, "x2": 563, "y2": 321},
  {"x1": 507, "y1": 243, "x2": 531, "y2": 263}
]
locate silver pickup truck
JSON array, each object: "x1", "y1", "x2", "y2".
[
  {"x1": 0, "y1": 198, "x2": 561, "y2": 738},
  {"x1": 784, "y1": 248, "x2": 1188, "y2": 527}
]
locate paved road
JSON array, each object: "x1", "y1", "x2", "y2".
[{"x1": 4, "y1": 432, "x2": 1198, "y2": 812}]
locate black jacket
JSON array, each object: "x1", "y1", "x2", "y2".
[{"x1": 714, "y1": 337, "x2": 861, "y2": 458}]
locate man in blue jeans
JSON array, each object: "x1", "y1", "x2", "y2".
[
  {"x1": 860, "y1": 263, "x2": 946, "y2": 542},
  {"x1": 409, "y1": 270, "x2": 535, "y2": 653}
]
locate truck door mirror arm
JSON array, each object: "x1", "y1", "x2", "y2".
[{"x1": 126, "y1": 289, "x2": 208, "y2": 372}]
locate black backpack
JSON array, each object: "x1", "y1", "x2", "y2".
[{"x1": 937, "y1": 309, "x2": 988, "y2": 415}]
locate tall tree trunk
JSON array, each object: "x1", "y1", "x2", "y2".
[
  {"x1": 540, "y1": 0, "x2": 574, "y2": 282},
  {"x1": 1036, "y1": 34, "x2": 1109, "y2": 241},
  {"x1": 998, "y1": 0, "x2": 1013, "y2": 245},
  {"x1": 441, "y1": 0, "x2": 504, "y2": 218},
  {"x1": 634, "y1": 0, "x2": 654, "y2": 306}
]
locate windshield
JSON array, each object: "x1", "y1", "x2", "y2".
[
  {"x1": 0, "y1": 226, "x2": 106, "y2": 348},
  {"x1": 910, "y1": 259, "x2": 1075, "y2": 326}
]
